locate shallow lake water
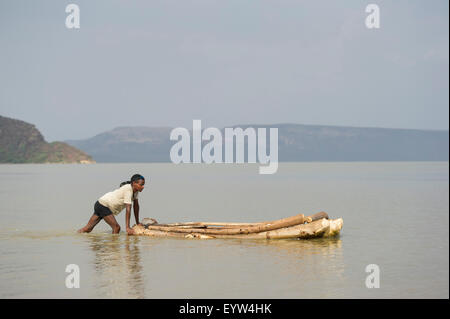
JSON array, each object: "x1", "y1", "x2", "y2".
[{"x1": 0, "y1": 162, "x2": 448, "y2": 298}]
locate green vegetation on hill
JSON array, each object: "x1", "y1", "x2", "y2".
[{"x1": 0, "y1": 115, "x2": 94, "y2": 163}]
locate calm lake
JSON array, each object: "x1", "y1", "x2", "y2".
[{"x1": 0, "y1": 162, "x2": 448, "y2": 298}]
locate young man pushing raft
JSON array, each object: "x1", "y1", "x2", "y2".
[{"x1": 77, "y1": 174, "x2": 145, "y2": 235}]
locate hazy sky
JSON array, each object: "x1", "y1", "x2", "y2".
[{"x1": 0, "y1": 0, "x2": 448, "y2": 141}]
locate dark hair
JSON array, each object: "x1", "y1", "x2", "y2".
[{"x1": 120, "y1": 174, "x2": 145, "y2": 187}]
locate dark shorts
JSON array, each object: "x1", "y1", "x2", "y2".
[{"x1": 94, "y1": 201, "x2": 113, "y2": 218}]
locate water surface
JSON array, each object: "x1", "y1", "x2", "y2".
[{"x1": 0, "y1": 162, "x2": 448, "y2": 298}]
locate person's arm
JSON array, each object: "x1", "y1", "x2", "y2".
[
  {"x1": 125, "y1": 204, "x2": 134, "y2": 235},
  {"x1": 133, "y1": 199, "x2": 140, "y2": 225}
]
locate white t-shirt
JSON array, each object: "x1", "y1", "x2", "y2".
[{"x1": 98, "y1": 184, "x2": 139, "y2": 215}]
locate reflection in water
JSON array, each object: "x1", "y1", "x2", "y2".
[
  {"x1": 212, "y1": 236, "x2": 346, "y2": 297},
  {"x1": 84, "y1": 234, "x2": 145, "y2": 298},
  {"x1": 81, "y1": 233, "x2": 344, "y2": 298},
  {"x1": 260, "y1": 237, "x2": 345, "y2": 282},
  {"x1": 222, "y1": 236, "x2": 343, "y2": 259}
]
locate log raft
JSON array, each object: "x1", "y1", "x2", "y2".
[{"x1": 132, "y1": 212, "x2": 343, "y2": 240}]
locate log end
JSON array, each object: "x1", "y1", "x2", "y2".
[{"x1": 324, "y1": 218, "x2": 343, "y2": 237}]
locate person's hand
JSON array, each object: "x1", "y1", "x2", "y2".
[{"x1": 126, "y1": 227, "x2": 135, "y2": 235}]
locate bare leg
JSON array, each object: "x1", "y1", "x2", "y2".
[
  {"x1": 103, "y1": 214, "x2": 121, "y2": 234},
  {"x1": 77, "y1": 214, "x2": 102, "y2": 233}
]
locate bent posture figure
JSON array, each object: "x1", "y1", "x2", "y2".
[{"x1": 78, "y1": 174, "x2": 146, "y2": 235}]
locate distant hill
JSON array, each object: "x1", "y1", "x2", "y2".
[
  {"x1": 0, "y1": 115, "x2": 94, "y2": 164},
  {"x1": 65, "y1": 123, "x2": 449, "y2": 163},
  {"x1": 67, "y1": 126, "x2": 173, "y2": 163}
]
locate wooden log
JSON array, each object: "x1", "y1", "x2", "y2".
[
  {"x1": 323, "y1": 218, "x2": 343, "y2": 237},
  {"x1": 142, "y1": 213, "x2": 309, "y2": 235},
  {"x1": 148, "y1": 212, "x2": 327, "y2": 229},
  {"x1": 163, "y1": 222, "x2": 262, "y2": 227},
  {"x1": 133, "y1": 225, "x2": 186, "y2": 238},
  {"x1": 149, "y1": 224, "x2": 208, "y2": 229},
  {"x1": 207, "y1": 219, "x2": 331, "y2": 239},
  {"x1": 308, "y1": 211, "x2": 329, "y2": 221}
]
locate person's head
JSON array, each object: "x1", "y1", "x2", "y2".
[{"x1": 120, "y1": 174, "x2": 145, "y2": 192}]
